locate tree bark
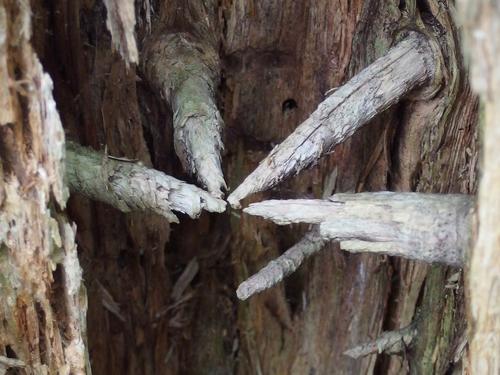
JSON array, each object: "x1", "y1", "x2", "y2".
[
  {"x1": 3, "y1": 0, "x2": 482, "y2": 374},
  {"x1": 228, "y1": 32, "x2": 441, "y2": 208}
]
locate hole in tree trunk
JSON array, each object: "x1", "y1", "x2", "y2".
[
  {"x1": 282, "y1": 98, "x2": 298, "y2": 113},
  {"x1": 5, "y1": 345, "x2": 17, "y2": 359}
]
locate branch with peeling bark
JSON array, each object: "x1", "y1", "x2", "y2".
[
  {"x1": 228, "y1": 32, "x2": 442, "y2": 207},
  {"x1": 244, "y1": 192, "x2": 473, "y2": 266},
  {"x1": 65, "y1": 142, "x2": 226, "y2": 223},
  {"x1": 142, "y1": 32, "x2": 226, "y2": 198}
]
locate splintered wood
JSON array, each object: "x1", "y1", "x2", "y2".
[
  {"x1": 0, "y1": 2, "x2": 88, "y2": 373},
  {"x1": 244, "y1": 192, "x2": 472, "y2": 266}
]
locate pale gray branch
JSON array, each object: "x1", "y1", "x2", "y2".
[
  {"x1": 65, "y1": 142, "x2": 226, "y2": 223},
  {"x1": 228, "y1": 32, "x2": 441, "y2": 208},
  {"x1": 142, "y1": 32, "x2": 226, "y2": 198},
  {"x1": 244, "y1": 192, "x2": 473, "y2": 266},
  {"x1": 343, "y1": 324, "x2": 417, "y2": 359},
  {"x1": 237, "y1": 230, "x2": 326, "y2": 300}
]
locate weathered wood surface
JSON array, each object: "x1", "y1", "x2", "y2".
[
  {"x1": 228, "y1": 32, "x2": 440, "y2": 208},
  {"x1": 66, "y1": 142, "x2": 226, "y2": 222},
  {"x1": 458, "y1": 1, "x2": 500, "y2": 373},
  {"x1": 30, "y1": 0, "x2": 479, "y2": 374},
  {"x1": 245, "y1": 192, "x2": 473, "y2": 266},
  {"x1": 103, "y1": 0, "x2": 138, "y2": 65}
]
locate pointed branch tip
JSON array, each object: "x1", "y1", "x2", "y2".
[
  {"x1": 142, "y1": 32, "x2": 226, "y2": 198},
  {"x1": 344, "y1": 324, "x2": 417, "y2": 359},
  {"x1": 228, "y1": 32, "x2": 440, "y2": 207},
  {"x1": 237, "y1": 230, "x2": 326, "y2": 300}
]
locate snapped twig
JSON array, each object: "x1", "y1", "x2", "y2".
[{"x1": 343, "y1": 323, "x2": 417, "y2": 359}]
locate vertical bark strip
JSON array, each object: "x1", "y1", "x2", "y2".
[
  {"x1": 458, "y1": 1, "x2": 500, "y2": 373},
  {"x1": 0, "y1": 1, "x2": 88, "y2": 373},
  {"x1": 103, "y1": 0, "x2": 138, "y2": 65}
]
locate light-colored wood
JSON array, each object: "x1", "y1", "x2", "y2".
[
  {"x1": 228, "y1": 32, "x2": 440, "y2": 208},
  {"x1": 244, "y1": 192, "x2": 473, "y2": 266},
  {"x1": 344, "y1": 324, "x2": 417, "y2": 359},
  {"x1": 103, "y1": 0, "x2": 138, "y2": 65},
  {"x1": 66, "y1": 142, "x2": 226, "y2": 222}
]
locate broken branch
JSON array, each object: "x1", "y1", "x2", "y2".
[
  {"x1": 343, "y1": 323, "x2": 417, "y2": 359},
  {"x1": 228, "y1": 32, "x2": 441, "y2": 207},
  {"x1": 65, "y1": 142, "x2": 226, "y2": 223},
  {"x1": 142, "y1": 32, "x2": 226, "y2": 198},
  {"x1": 244, "y1": 192, "x2": 473, "y2": 266},
  {"x1": 237, "y1": 230, "x2": 326, "y2": 300}
]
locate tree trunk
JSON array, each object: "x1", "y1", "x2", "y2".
[{"x1": 1, "y1": 0, "x2": 485, "y2": 374}]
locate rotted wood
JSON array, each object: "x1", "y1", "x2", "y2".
[
  {"x1": 66, "y1": 142, "x2": 226, "y2": 223},
  {"x1": 228, "y1": 32, "x2": 442, "y2": 208},
  {"x1": 0, "y1": 1, "x2": 89, "y2": 373}
]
